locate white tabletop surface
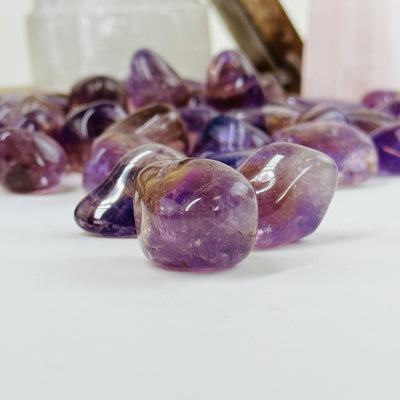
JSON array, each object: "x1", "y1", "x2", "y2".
[{"x1": 1, "y1": 172, "x2": 399, "y2": 399}]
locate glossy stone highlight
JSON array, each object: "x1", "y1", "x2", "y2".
[
  {"x1": 273, "y1": 122, "x2": 378, "y2": 186},
  {"x1": 238, "y1": 143, "x2": 338, "y2": 249},
  {"x1": 198, "y1": 115, "x2": 271, "y2": 155},
  {"x1": 346, "y1": 109, "x2": 395, "y2": 134},
  {"x1": 83, "y1": 104, "x2": 188, "y2": 190},
  {"x1": 205, "y1": 50, "x2": 265, "y2": 111},
  {"x1": 296, "y1": 104, "x2": 349, "y2": 124},
  {"x1": 203, "y1": 149, "x2": 255, "y2": 169},
  {"x1": 371, "y1": 124, "x2": 400, "y2": 174},
  {"x1": 0, "y1": 129, "x2": 67, "y2": 193},
  {"x1": 75, "y1": 144, "x2": 184, "y2": 237},
  {"x1": 134, "y1": 158, "x2": 258, "y2": 271},
  {"x1": 127, "y1": 49, "x2": 190, "y2": 111},
  {"x1": 58, "y1": 102, "x2": 126, "y2": 172}
]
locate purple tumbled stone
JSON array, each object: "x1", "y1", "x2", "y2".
[
  {"x1": 197, "y1": 115, "x2": 271, "y2": 155},
  {"x1": 378, "y1": 100, "x2": 400, "y2": 119},
  {"x1": 258, "y1": 72, "x2": 285, "y2": 103},
  {"x1": 272, "y1": 122, "x2": 378, "y2": 186},
  {"x1": 202, "y1": 149, "x2": 255, "y2": 169},
  {"x1": 361, "y1": 90, "x2": 400, "y2": 109},
  {"x1": 228, "y1": 104, "x2": 300, "y2": 134},
  {"x1": 185, "y1": 79, "x2": 207, "y2": 107},
  {"x1": 83, "y1": 104, "x2": 188, "y2": 190},
  {"x1": 134, "y1": 158, "x2": 258, "y2": 271},
  {"x1": 75, "y1": 144, "x2": 184, "y2": 237},
  {"x1": 0, "y1": 129, "x2": 67, "y2": 193},
  {"x1": 0, "y1": 101, "x2": 17, "y2": 129},
  {"x1": 127, "y1": 49, "x2": 190, "y2": 111},
  {"x1": 238, "y1": 143, "x2": 338, "y2": 249},
  {"x1": 69, "y1": 75, "x2": 126, "y2": 109},
  {"x1": 179, "y1": 105, "x2": 218, "y2": 156},
  {"x1": 58, "y1": 101, "x2": 126, "y2": 172},
  {"x1": 346, "y1": 108, "x2": 395, "y2": 134},
  {"x1": 371, "y1": 124, "x2": 400, "y2": 174},
  {"x1": 45, "y1": 93, "x2": 70, "y2": 114},
  {"x1": 296, "y1": 104, "x2": 349, "y2": 124},
  {"x1": 205, "y1": 50, "x2": 265, "y2": 111}
]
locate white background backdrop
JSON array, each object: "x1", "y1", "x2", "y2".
[{"x1": 0, "y1": 0, "x2": 310, "y2": 88}]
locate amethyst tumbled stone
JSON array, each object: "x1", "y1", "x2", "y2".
[
  {"x1": 75, "y1": 144, "x2": 184, "y2": 237},
  {"x1": 361, "y1": 90, "x2": 400, "y2": 109},
  {"x1": 205, "y1": 50, "x2": 265, "y2": 111},
  {"x1": 371, "y1": 124, "x2": 400, "y2": 174},
  {"x1": 273, "y1": 122, "x2": 378, "y2": 186},
  {"x1": 58, "y1": 101, "x2": 126, "y2": 172},
  {"x1": 0, "y1": 129, "x2": 67, "y2": 193},
  {"x1": 134, "y1": 158, "x2": 258, "y2": 271},
  {"x1": 127, "y1": 49, "x2": 190, "y2": 111},
  {"x1": 238, "y1": 143, "x2": 338, "y2": 249},
  {"x1": 197, "y1": 115, "x2": 271, "y2": 156}
]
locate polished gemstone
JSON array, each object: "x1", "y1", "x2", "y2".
[
  {"x1": 127, "y1": 49, "x2": 190, "y2": 111},
  {"x1": 58, "y1": 101, "x2": 126, "y2": 172},
  {"x1": 238, "y1": 143, "x2": 338, "y2": 249},
  {"x1": 83, "y1": 104, "x2": 188, "y2": 190},
  {"x1": 75, "y1": 144, "x2": 184, "y2": 237},
  {"x1": 361, "y1": 90, "x2": 400, "y2": 109},
  {"x1": 346, "y1": 109, "x2": 395, "y2": 134},
  {"x1": 0, "y1": 101, "x2": 16, "y2": 129},
  {"x1": 202, "y1": 149, "x2": 255, "y2": 169},
  {"x1": 258, "y1": 72, "x2": 285, "y2": 103},
  {"x1": 378, "y1": 101, "x2": 400, "y2": 119},
  {"x1": 134, "y1": 158, "x2": 258, "y2": 271},
  {"x1": 69, "y1": 75, "x2": 126, "y2": 109},
  {"x1": 296, "y1": 104, "x2": 349, "y2": 124},
  {"x1": 185, "y1": 79, "x2": 206, "y2": 107},
  {"x1": 198, "y1": 115, "x2": 271, "y2": 155},
  {"x1": 371, "y1": 124, "x2": 400, "y2": 174},
  {"x1": 0, "y1": 129, "x2": 67, "y2": 193},
  {"x1": 273, "y1": 122, "x2": 378, "y2": 186},
  {"x1": 205, "y1": 50, "x2": 265, "y2": 111}
]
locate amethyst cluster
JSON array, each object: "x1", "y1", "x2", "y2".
[{"x1": 1, "y1": 48, "x2": 399, "y2": 271}]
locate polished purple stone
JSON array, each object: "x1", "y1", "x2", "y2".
[
  {"x1": 75, "y1": 144, "x2": 184, "y2": 237},
  {"x1": 238, "y1": 142, "x2": 338, "y2": 249},
  {"x1": 361, "y1": 90, "x2": 400, "y2": 109},
  {"x1": 127, "y1": 49, "x2": 190, "y2": 111},
  {"x1": 17, "y1": 94, "x2": 64, "y2": 117},
  {"x1": 185, "y1": 79, "x2": 207, "y2": 107},
  {"x1": 202, "y1": 149, "x2": 255, "y2": 169},
  {"x1": 273, "y1": 122, "x2": 378, "y2": 186},
  {"x1": 296, "y1": 104, "x2": 349, "y2": 124},
  {"x1": 276, "y1": 96, "x2": 316, "y2": 111},
  {"x1": 258, "y1": 72, "x2": 285, "y2": 102},
  {"x1": 0, "y1": 101, "x2": 16, "y2": 129},
  {"x1": 83, "y1": 104, "x2": 188, "y2": 190},
  {"x1": 179, "y1": 106, "x2": 218, "y2": 156},
  {"x1": 228, "y1": 104, "x2": 300, "y2": 134},
  {"x1": 69, "y1": 75, "x2": 126, "y2": 109},
  {"x1": 197, "y1": 115, "x2": 271, "y2": 156},
  {"x1": 346, "y1": 109, "x2": 395, "y2": 134},
  {"x1": 378, "y1": 100, "x2": 400, "y2": 119},
  {"x1": 58, "y1": 101, "x2": 126, "y2": 172},
  {"x1": 0, "y1": 129, "x2": 67, "y2": 193},
  {"x1": 134, "y1": 158, "x2": 258, "y2": 271},
  {"x1": 205, "y1": 50, "x2": 265, "y2": 111},
  {"x1": 371, "y1": 124, "x2": 400, "y2": 174},
  {"x1": 45, "y1": 93, "x2": 70, "y2": 114}
]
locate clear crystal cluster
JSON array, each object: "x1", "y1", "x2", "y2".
[{"x1": 1, "y1": 49, "x2": 399, "y2": 271}]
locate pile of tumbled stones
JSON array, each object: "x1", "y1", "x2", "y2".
[{"x1": 0, "y1": 49, "x2": 399, "y2": 270}]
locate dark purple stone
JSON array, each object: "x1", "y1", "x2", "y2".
[
  {"x1": 371, "y1": 124, "x2": 400, "y2": 174},
  {"x1": 272, "y1": 122, "x2": 378, "y2": 186},
  {"x1": 127, "y1": 49, "x2": 190, "y2": 111},
  {"x1": 346, "y1": 109, "x2": 395, "y2": 134},
  {"x1": 69, "y1": 75, "x2": 126, "y2": 109},
  {"x1": 198, "y1": 115, "x2": 271, "y2": 155},
  {"x1": 205, "y1": 50, "x2": 265, "y2": 111},
  {"x1": 378, "y1": 100, "x2": 400, "y2": 119},
  {"x1": 0, "y1": 129, "x2": 67, "y2": 193},
  {"x1": 58, "y1": 101, "x2": 126, "y2": 172},
  {"x1": 361, "y1": 90, "x2": 400, "y2": 109},
  {"x1": 83, "y1": 104, "x2": 188, "y2": 190},
  {"x1": 201, "y1": 149, "x2": 255, "y2": 169},
  {"x1": 75, "y1": 144, "x2": 185, "y2": 237},
  {"x1": 238, "y1": 143, "x2": 338, "y2": 249},
  {"x1": 134, "y1": 158, "x2": 258, "y2": 271},
  {"x1": 296, "y1": 104, "x2": 349, "y2": 124}
]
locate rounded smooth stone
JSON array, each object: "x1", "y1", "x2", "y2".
[
  {"x1": 296, "y1": 104, "x2": 349, "y2": 124},
  {"x1": 361, "y1": 90, "x2": 400, "y2": 109},
  {"x1": 238, "y1": 143, "x2": 338, "y2": 249},
  {"x1": 58, "y1": 101, "x2": 126, "y2": 172},
  {"x1": 83, "y1": 104, "x2": 188, "y2": 190},
  {"x1": 205, "y1": 50, "x2": 265, "y2": 111},
  {"x1": 134, "y1": 158, "x2": 258, "y2": 271},
  {"x1": 371, "y1": 124, "x2": 400, "y2": 174},
  {"x1": 127, "y1": 49, "x2": 190, "y2": 111},
  {"x1": 258, "y1": 72, "x2": 285, "y2": 102},
  {"x1": 0, "y1": 101, "x2": 16, "y2": 128},
  {"x1": 378, "y1": 100, "x2": 400, "y2": 119},
  {"x1": 198, "y1": 115, "x2": 271, "y2": 155},
  {"x1": 346, "y1": 108, "x2": 395, "y2": 134},
  {"x1": 69, "y1": 75, "x2": 126, "y2": 109},
  {"x1": 75, "y1": 144, "x2": 185, "y2": 237},
  {"x1": 0, "y1": 129, "x2": 67, "y2": 193},
  {"x1": 272, "y1": 122, "x2": 378, "y2": 186}
]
